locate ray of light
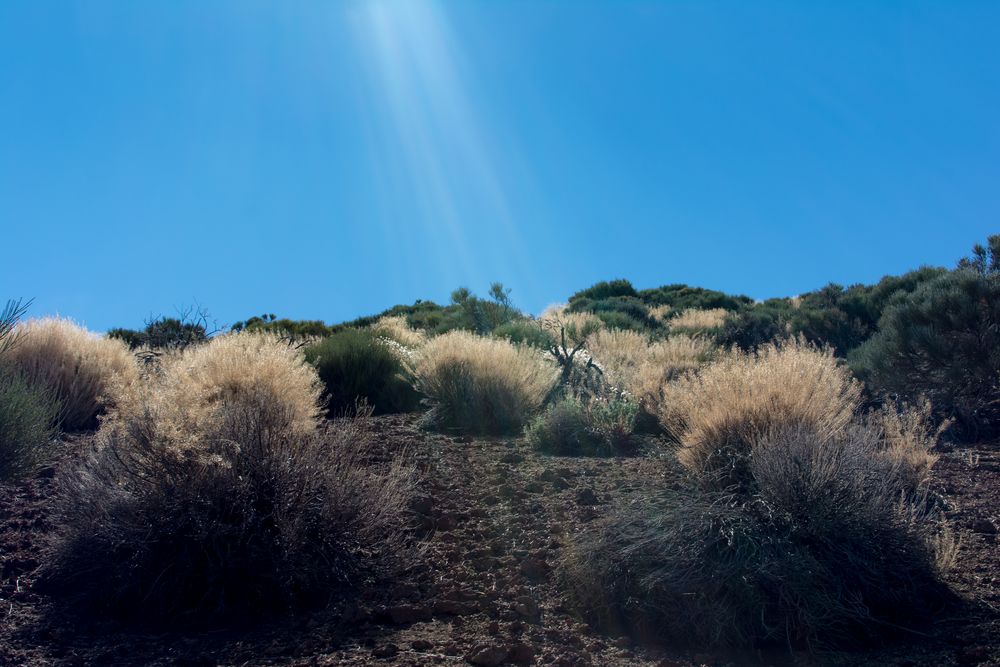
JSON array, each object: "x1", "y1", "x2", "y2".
[{"x1": 349, "y1": 0, "x2": 533, "y2": 297}]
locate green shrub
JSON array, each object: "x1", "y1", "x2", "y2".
[
  {"x1": 568, "y1": 279, "x2": 638, "y2": 303},
  {"x1": 638, "y1": 284, "x2": 753, "y2": 312},
  {"x1": 526, "y1": 395, "x2": 637, "y2": 456},
  {"x1": 595, "y1": 311, "x2": 646, "y2": 332},
  {"x1": 561, "y1": 424, "x2": 953, "y2": 649},
  {"x1": 492, "y1": 319, "x2": 555, "y2": 349},
  {"x1": 714, "y1": 306, "x2": 789, "y2": 351},
  {"x1": 0, "y1": 368, "x2": 59, "y2": 481},
  {"x1": 851, "y1": 267, "x2": 1000, "y2": 440},
  {"x1": 304, "y1": 329, "x2": 419, "y2": 415}
]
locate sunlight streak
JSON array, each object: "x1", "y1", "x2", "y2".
[{"x1": 350, "y1": 0, "x2": 531, "y2": 293}]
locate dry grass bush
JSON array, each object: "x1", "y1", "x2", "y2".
[
  {"x1": 585, "y1": 330, "x2": 714, "y2": 396},
  {"x1": 865, "y1": 399, "x2": 943, "y2": 492},
  {"x1": 372, "y1": 315, "x2": 426, "y2": 349},
  {"x1": 656, "y1": 339, "x2": 861, "y2": 487},
  {"x1": 45, "y1": 333, "x2": 412, "y2": 623},
  {"x1": 410, "y1": 330, "x2": 558, "y2": 434},
  {"x1": 667, "y1": 307, "x2": 729, "y2": 332},
  {"x1": 561, "y1": 424, "x2": 955, "y2": 649},
  {"x1": 5, "y1": 318, "x2": 138, "y2": 431},
  {"x1": 539, "y1": 308, "x2": 603, "y2": 340},
  {"x1": 109, "y1": 332, "x2": 322, "y2": 446}
]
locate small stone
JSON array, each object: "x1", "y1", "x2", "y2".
[
  {"x1": 386, "y1": 604, "x2": 432, "y2": 624},
  {"x1": 514, "y1": 595, "x2": 540, "y2": 621},
  {"x1": 372, "y1": 643, "x2": 399, "y2": 659},
  {"x1": 500, "y1": 452, "x2": 524, "y2": 464},
  {"x1": 971, "y1": 519, "x2": 997, "y2": 534},
  {"x1": 575, "y1": 487, "x2": 599, "y2": 506},
  {"x1": 508, "y1": 642, "x2": 536, "y2": 665},
  {"x1": 411, "y1": 639, "x2": 434, "y2": 651},
  {"x1": 519, "y1": 557, "x2": 549, "y2": 581},
  {"x1": 410, "y1": 495, "x2": 433, "y2": 515},
  {"x1": 467, "y1": 643, "x2": 509, "y2": 666}
]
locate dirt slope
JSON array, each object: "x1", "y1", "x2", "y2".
[{"x1": 1, "y1": 415, "x2": 998, "y2": 666}]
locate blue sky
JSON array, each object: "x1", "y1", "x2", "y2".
[{"x1": 2, "y1": 1, "x2": 998, "y2": 331}]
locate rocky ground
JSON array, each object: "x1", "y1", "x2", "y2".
[{"x1": 1, "y1": 414, "x2": 998, "y2": 666}]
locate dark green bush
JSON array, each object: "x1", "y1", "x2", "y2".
[
  {"x1": 638, "y1": 284, "x2": 753, "y2": 311},
  {"x1": 230, "y1": 314, "x2": 332, "y2": 340},
  {"x1": 568, "y1": 279, "x2": 638, "y2": 303},
  {"x1": 304, "y1": 330, "x2": 419, "y2": 415},
  {"x1": 492, "y1": 319, "x2": 555, "y2": 349},
  {"x1": 109, "y1": 316, "x2": 209, "y2": 350},
  {"x1": 561, "y1": 425, "x2": 952, "y2": 649},
  {"x1": 595, "y1": 311, "x2": 647, "y2": 332},
  {"x1": 715, "y1": 306, "x2": 789, "y2": 350},
  {"x1": 526, "y1": 396, "x2": 637, "y2": 456},
  {"x1": 0, "y1": 368, "x2": 59, "y2": 481},
  {"x1": 851, "y1": 267, "x2": 1000, "y2": 440}
]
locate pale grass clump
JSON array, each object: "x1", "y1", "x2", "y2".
[
  {"x1": 5, "y1": 317, "x2": 139, "y2": 430},
  {"x1": 410, "y1": 330, "x2": 558, "y2": 434},
  {"x1": 372, "y1": 315, "x2": 426, "y2": 349},
  {"x1": 866, "y1": 399, "x2": 944, "y2": 492},
  {"x1": 584, "y1": 328, "x2": 650, "y2": 388},
  {"x1": 668, "y1": 308, "x2": 729, "y2": 332},
  {"x1": 628, "y1": 335, "x2": 716, "y2": 406},
  {"x1": 107, "y1": 332, "x2": 322, "y2": 450},
  {"x1": 539, "y1": 307, "x2": 603, "y2": 340},
  {"x1": 660, "y1": 339, "x2": 861, "y2": 483},
  {"x1": 648, "y1": 304, "x2": 673, "y2": 322}
]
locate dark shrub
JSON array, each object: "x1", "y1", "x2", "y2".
[
  {"x1": 595, "y1": 311, "x2": 646, "y2": 332},
  {"x1": 851, "y1": 267, "x2": 1000, "y2": 440},
  {"x1": 0, "y1": 368, "x2": 59, "y2": 481},
  {"x1": 561, "y1": 424, "x2": 952, "y2": 649},
  {"x1": 569, "y1": 279, "x2": 638, "y2": 303},
  {"x1": 526, "y1": 395, "x2": 637, "y2": 457},
  {"x1": 715, "y1": 305, "x2": 790, "y2": 350},
  {"x1": 304, "y1": 329, "x2": 419, "y2": 415},
  {"x1": 638, "y1": 284, "x2": 753, "y2": 311},
  {"x1": 45, "y1": 399, "x2": 412, "y2": 623}
]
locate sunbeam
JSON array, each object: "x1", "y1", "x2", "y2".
[{"x1": 349, "y1": 0, "x2": 532, "y2": 294}]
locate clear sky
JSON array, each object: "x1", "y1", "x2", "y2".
[{"x1": 2, "y1": 2, "x2": 998, "y2": 331}]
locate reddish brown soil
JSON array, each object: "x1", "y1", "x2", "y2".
[{"x1": 1, "y1": 415, "x2": 998, "y2": 666}]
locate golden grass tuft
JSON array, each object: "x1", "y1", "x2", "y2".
[
  {"x1": 587, "y1": 332, "x2": 714, "y2": 402},
  {"x1": 410, "y1": 330, "x2": 558, "y2": 434},
  {"x1": 5, "y1": 317, "x2": 139, "y2": 430},
  {"x1": 107, "y1": 332, "x2": 322, "y2": 449},
  {"x1": 668, "y1": 308, "x2": 729, "y2": 331},
  {"x1": 371, "y1": 315, "x2": 426, "y2": 349},
  {"x1": 659, "y1": 339, "x2": 861, "y2": 481}
]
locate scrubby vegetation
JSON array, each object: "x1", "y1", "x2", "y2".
[
  {"x1": 4, "y1": 317, "x2": 138, "y2": 431},
  {"x1": 7, "y1": 234, "x2": 998, "y2": 658},
  {"x1": 851, "y1": 239, "x2": 1000, "y2": 439},
  {"x1": 561, "y1": 340, "x2": 953, "y2": 649},
  {"x1": 45, "y1": 333, "x2": 412, "y2": 622},
  {"x1": 0, "y1": 299, "x2": 59, "y2": 481},
  {"x1": 304, "y1": 328, "x2": 419, "y2": 416},
  {"x1": 410, "y1": 330, "x2": 558, "y2": 434}
]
